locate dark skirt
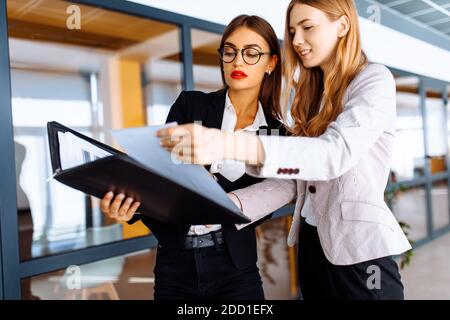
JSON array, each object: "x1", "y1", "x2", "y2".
[{"x1": 297, "y1": 218, "x2": 405, "y2": 300}]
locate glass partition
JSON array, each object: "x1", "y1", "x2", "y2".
[{"x1": 8, "y1": 0, "x2": 183, "y2": 260}]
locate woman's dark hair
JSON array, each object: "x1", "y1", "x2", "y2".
[{"x1": 218, "y1": 15, "x2": 282, "y2": 120}]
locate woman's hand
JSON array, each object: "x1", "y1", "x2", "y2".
[
  {"x1": 100, "y1": 191, "x2": 141, "y2": 222},
  {"x1": 156, "y1": 123, "x2": 264, "y2": 165},
  {"x1": 228, "y1": 192, "x2": 243, "y2": 211},
  {"x1": 156, "y1": 123, "x2": 227, "y2": 165}
]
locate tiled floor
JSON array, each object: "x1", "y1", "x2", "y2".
[
  {"x1": 392, "y1": 183, "x2": 450, "y2": 299},
  {"x1": 400, "y1": 231, "x2": 450, "y2": 300}
]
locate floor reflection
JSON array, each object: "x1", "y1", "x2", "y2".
[{"x1": 28, "y1": 217, "x2": 296, "y2": 300}]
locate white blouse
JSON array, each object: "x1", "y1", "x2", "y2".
[{"x1": 188, "y1": 91, "x2": 268, "y2": 235}]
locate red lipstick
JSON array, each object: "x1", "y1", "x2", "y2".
[{"x1": 231, "y1": 70, "x2": 248, "y2": 79}]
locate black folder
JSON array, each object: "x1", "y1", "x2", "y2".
[{"x1": 47, "y1": 121, "x2": 250, "y2": 224}]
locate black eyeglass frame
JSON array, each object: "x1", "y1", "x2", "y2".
[{"x1": 217, "y1": 46, "x2": 273, "y2": 65}]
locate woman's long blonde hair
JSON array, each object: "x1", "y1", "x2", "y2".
[{"x1": 279, "y1": 0, "x2": 368, "y2": 137}]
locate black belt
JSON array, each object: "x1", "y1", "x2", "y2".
[{"x1": 183, "y1": 230, "x2": 224, "y2": 249}]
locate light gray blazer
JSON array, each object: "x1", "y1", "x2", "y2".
[{"x1": 232, "y1": 63, "x2": 412, "y2": 266}]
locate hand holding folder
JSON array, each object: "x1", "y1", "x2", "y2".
[{"x1": 47, "y1": 121, "x2": 250, "y2": 225}]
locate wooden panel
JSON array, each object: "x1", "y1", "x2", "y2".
[
  {"x1": 8, "y1": 18, "x2": 137, "y2": 50},
  {"x1": 7, "y1": 0, "x2": 177, "y2": 49},
  {"x1": 119, "y1": 60, "x2": 145, "y2": 128},
  {"x1": 396, "y1": 85, "x2": 448, "y2": 98}
]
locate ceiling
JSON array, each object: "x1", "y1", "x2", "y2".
[
  {"x1": 7, "y1": 0, "x2": 177, "y2": 50},
  {"x1": 371, "y1": 0, "x2": 450, "y2": 37},
  {"x1": 7, "y1": 0, "x2": 221, "y2": 67}
]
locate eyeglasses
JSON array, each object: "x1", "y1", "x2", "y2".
[{"x1": 217, "y1": 46, "x2": 272, "y2": 65}]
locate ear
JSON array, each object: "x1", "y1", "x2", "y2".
[
  {"x1": 268, "y1": 55, "x2": 278, "y2": 72},
  {"x1": 337, "y1": 15, "x2": 350, "y2": 38}
]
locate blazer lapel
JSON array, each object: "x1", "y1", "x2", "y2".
[
  {"x1": 204, "y1": 89, "x2": 226, "y2": 130},
  {"x1": 202, "y1": 89, "x2": 226, "y2": 172}
]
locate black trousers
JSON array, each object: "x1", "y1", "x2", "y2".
[
  {"x1": 153, "y1": 241, "x2": 264, "y2": 300},
  {"x1": 298, "y1": 218, "x2": 405, "y2": 300}
]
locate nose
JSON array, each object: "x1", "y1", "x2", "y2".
[
  {"x1": 292, "y1": 31, "x2": 305, "y2": 48},
  {"x1": 233, "y1": 50, "x2": 244, "y2": 67}
]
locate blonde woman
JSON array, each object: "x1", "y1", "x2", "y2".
[{"x1": 157, "y1": 0, "x2": 411, "y2": 300}]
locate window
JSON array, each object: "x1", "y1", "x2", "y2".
[
  {"x1": 391, "y1": 76, "x2": 426, "y2": 181},
  {"x1": 432, "y1": 179, "x2": 450, "y2": 231},
  {"x1": 426, "y1": 95, "x2": 447, "y2": 174},
  {"x1": 21, "y1": 248, "x2": 156, "y2": 300},
  {"x1": 391, "y1": 185, "x2": 428, "y2": 242},
  {"x1": 8, "y1": 0, "x2": 183, "y2": 259},
  {"x1": 191, "y1": 29, "x2": 223, "y2": 92}
]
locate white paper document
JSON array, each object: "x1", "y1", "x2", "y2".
[
  {"x1": 58, "y1": 131, "x2": 112, "y2": 170},
  {"x1": 110, "y1": 124, "x2": 240, "y2": 213}
]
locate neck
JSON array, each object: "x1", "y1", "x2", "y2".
[
  {"x1": 320, "y1": 62, "x2": 330, "y2": 76},
  {"x1": 320, "y1": 54, "x2": 336, "y2": 76},
  {"x1": 228, "y1": 87, "x2": 260, "y2": 117}
]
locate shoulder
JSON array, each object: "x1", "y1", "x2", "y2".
[
  {"x1": 346, "y1": 63, "x2": 395, "y2": 101},
  {"x1": 177, "y1": 89, "x2": 226, "y2": 104},
  {"x1": 342, "y1": 63, "x2": 396, "y2": 119},
  {"x1": 351, "y1": 63, "x2": 395, "y2": 89},
  {"x1": 360, "y1": 63, "x2": 393, "y2": 77},
  {"x1": 168, "y1": 89, "x2": 226, "y2": 123},
  {"x1": 171, "y1": 89, "x2": 225, "y2": 111}
]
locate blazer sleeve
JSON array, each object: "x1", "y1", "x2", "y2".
[
  {"x1": 246, "y1": 64, "x2": 396, "y2": 181},
  {"x1": 231, "y1": 178, "x2": 297, "y2": 230}
]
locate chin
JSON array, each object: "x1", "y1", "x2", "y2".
[
  {"x1": 227, "y1": 82, "x2": 253, "y2": 91},
  {"x1": 301, "y1": 60, "x2": 319, "y2": 69},
  {"x1": 301, "y1": 61, "x2": 313, "y2": 69}
]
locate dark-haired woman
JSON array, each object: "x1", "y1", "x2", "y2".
[{"x1": 100, "y1": 15, "x2": 285, "y2": 300}]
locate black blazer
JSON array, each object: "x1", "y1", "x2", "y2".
[{"x1": 129, "y1": 89, "x2": 285, "y2": 270}]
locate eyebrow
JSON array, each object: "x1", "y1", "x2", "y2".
[
  {"x1": 289, "y1": 18, "x2": 313, "y2": 29},
  {"x1": 223, "y1": 42, "x2": 263, "y2": 50}
]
